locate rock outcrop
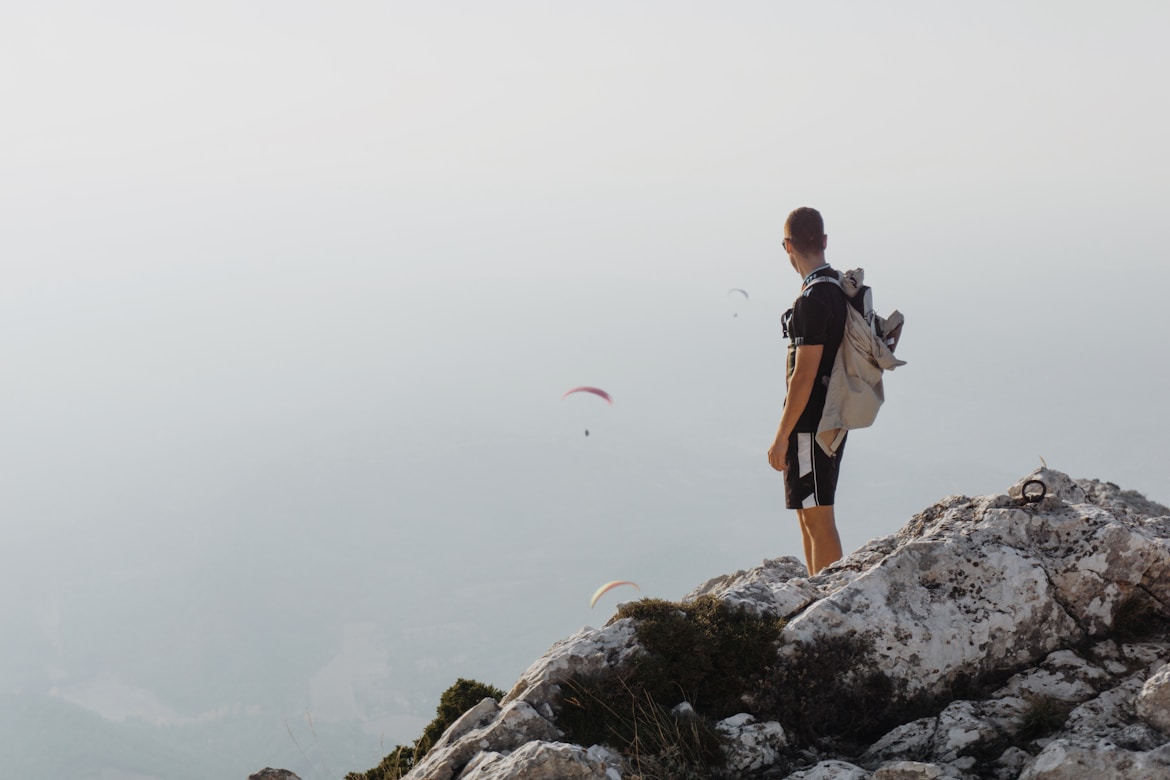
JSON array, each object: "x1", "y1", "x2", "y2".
[
  {"x1": 248, "y1": 770, "x2": 302, "y2": 780},
  {"x1": 400, "y1": 469, "x2": 1170, "y2": 779}
]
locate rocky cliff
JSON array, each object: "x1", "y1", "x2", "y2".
[{"x1": 397, "y1": 468, "x2": 1170, "y2": 780}]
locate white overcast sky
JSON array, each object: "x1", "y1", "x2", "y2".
[{"x1": 3, "y1": 0, "x2": 1170, "y2": 765}]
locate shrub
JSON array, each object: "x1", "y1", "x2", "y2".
[
  {"x1": 345, "y1": 677, "x2": 504, "y2": 780},
  {"x1": 559, "y1": 671, "x2": 722, "y2": 776},
  {"x1": 344, "y1": 744, "x2": 418, "y2": 780},
  {"x1": 1014, "y1": 694, "x2": 1073, "y2": 744},
  {"x1": 756, "y1": 633, "x2": 901, "y2": 747},
  {"x1": 1109, "y1": 591, "x2": 1170, "y2": 643},
  {"x1": 556, "y1": 596, "x2": 785, "y2": 775},
  {"x1": 416, "y1": 678, "x2": 505, "y2": 754},
  {"x1": 615, "y1": 596, "x2": 786, "y2": 718}
]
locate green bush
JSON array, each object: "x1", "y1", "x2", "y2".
[
  {"x1": 345, "y1": 677, "x2": 504, "y2": 780},
  {"x1": 557, "y1": 594, "x2": 944, "y2": 774},
  {"x1": 615, "y1": 596, "x2": 786, "y2": 718},
  {"x1": 557, "y1": 596, "x2": 786, "y2": 774},
  {"x1": 345, "y1": 744, "x2": 418, "y2": 780},
  {"x1": 756, "y1": 633, "x2": 899, "y2": 746},
  {"x1": 416, "y1": 678, "x2": 505, "y2": 754},
  {"x1": 559, "y1": 671, "x2": 722, "y2": 777}
]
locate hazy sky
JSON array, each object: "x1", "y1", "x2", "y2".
[{"x1": 4, "y1": 2, "x2": 1170, "y2": 776}]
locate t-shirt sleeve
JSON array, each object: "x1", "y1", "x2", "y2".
[{"x1": 789, "y1": 294, "x2": 832, "y2": 346}]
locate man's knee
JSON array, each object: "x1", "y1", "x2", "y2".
[{"x1": 799, "y1": 505, "x2": 837, "y2": 529}]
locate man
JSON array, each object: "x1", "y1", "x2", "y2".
[{"x1": 767, "y1": 207, "x2": 848, "y2": 575}]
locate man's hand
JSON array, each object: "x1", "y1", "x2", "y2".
[
  {"x1": 769, "y1": 344, "x2": 821, "y2": 474},
  {"x1": 767, "y1": 437, "x2": 787, "y2": 472}
]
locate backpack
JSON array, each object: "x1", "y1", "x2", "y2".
[{"x1": 802, "y1": 268, "x2": 906, "y2": 455}]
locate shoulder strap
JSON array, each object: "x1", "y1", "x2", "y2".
[{"x1": 801, "y1": 274, "x2": 843, "y2": 296}]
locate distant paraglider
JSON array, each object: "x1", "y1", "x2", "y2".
[
  {"x1": 727, "y1": 288, "x2": 749, "y2": 317},
  {"x1": 562, "y1": 386, "x2": 613, "y2": 404},
  {"x1": 562, "y1": 386, "x2": 612, "y2": 436},
  {"x1": 590, "y1": 580, "x2": 640, "y2": 608}
]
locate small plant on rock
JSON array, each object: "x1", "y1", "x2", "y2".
[
  {"x1": 345, "y1": 677, "x2": 504, "y2": 780},
  {"x1": 559, "y1": 671, "x2": 721, "y2": 778},
  {"x1": 1015, "y1": 694, "x2": 1074, "y2": 744},
  {"x1": 1109, "y1": 591, "x2": 1170, "y2": 643}
]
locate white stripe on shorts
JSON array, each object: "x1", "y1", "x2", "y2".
[{"x1": 797, "y1": 433, "x2": 813, "y2": 478}]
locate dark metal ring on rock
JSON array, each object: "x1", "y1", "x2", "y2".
[{"x1": 1021, "y1": 479, "x2": 1047, "y2": 504}]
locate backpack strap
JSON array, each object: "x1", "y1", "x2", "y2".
[
  {"x1": 801, "y1": 274, "x2": 843, "y2": 296},
  {"x1": 801, "y1": 271, "x2": 875, "y2": 339}
]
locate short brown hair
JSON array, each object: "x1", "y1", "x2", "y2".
[{"x1": 785, "y1": 207, "x2": 824, "y2": 255}]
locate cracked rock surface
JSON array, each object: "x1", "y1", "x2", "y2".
[{"x1": 397, "y1": 469, "x2": 1170, "y2": 780}]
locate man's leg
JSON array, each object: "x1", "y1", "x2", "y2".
[
  {"x1": 783, "y1": 432, "x2": 846, "y2": 575},
  {"x1": 796, "y1": 514, "x2": 815, "y2": 575},
  {"x1": 797, "y1": 505, "x2": 842, "y2": 575}
]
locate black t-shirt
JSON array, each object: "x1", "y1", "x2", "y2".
[{"x1": 782, "y1": 265, "x2": 848, "y2": 432}]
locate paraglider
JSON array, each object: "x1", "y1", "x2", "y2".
[
  {"x1": 590, "y1": 580, "x2": 640, "y2": 608},
  {"x1": 727, "y1": 288, "x2": 749, "y2": 317},
  {"x1": 561, "y1": 386, "x2": 613, "y2": 404},
  {"x1": 562, "y1": 386, "x2": 612, "y2": 436}
]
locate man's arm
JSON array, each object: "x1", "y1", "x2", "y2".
[{"x1": 767, "y1": 343, "x2": 824, "y2": 472}]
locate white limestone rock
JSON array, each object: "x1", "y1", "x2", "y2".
[
  {"x1": 780, "y1": 515, "x2": 1079, "y2": 698},
  {"x1": 404, "y1": 620, "x2": 639, "y2": 780},
  {"x1": 393, "y1": 469, "x2": 1170, "y2": 780},
  {"x1": 872, "y1": 761, "x2": 945, "y2": 780},
  {"x1": 407, "y1": 700, "x2": 560, "y2": 780},
  {"x1": 1059, "y1": 674, "x2": 1165, "y2": 750},
  {"x1": 783, "y1": 759, "x2": 871, "y2": 779},
  {"x1": 994, "y1": 649, "x2": 1112, "y2": 704},
  {"x1": 715, "y1": 712, "x2": 787, "y2": 774},
  {"x1": 1116, "y1": 641, "x2": 1170, "y2": 673},
  {"x1": 457, "y1": 742, "x2": 620, "y2": 780},
  {"x1": 931, "y1": 701, "x2": 1000, "y2": 762},
  {"x1": 437, "y1": 697, "x2": 506, "y2": 748},
  {"x1": 687, "y1": 555, "x2": 820, "y2": 617},
  {"x1": 863, "y1": 639, "x2": 1170, "y2": 772},
  {"x1": 862, "y1": 717, "x2": 938, "y2": 764},
  {"x1": 1077, "y1": 477, "x2": 1170, "y2": 521},
  {"x1": 992, "y1": 747, "x2": 1032, "y2": 780},
  {"x1": 1017, "y1": 740, "x2": 1170, "y2": 780},
  {"x1": 504, "y1": 620, "x2": 640, "y2": 712},
  {"x1": 1008, "y1": 469, "x2": 1086, "y2": 505},
  {"x1": 1136, "y1": 662, "x2": 1170, "y2": 735},
  {"x1": 777, "y1": 468, "x2": 1170, "y2": 704}
]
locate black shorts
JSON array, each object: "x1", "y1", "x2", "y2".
[{"x1": 783, "y1": 432, "x2": 846, "y2": 509}]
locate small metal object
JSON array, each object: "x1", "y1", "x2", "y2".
[{"x1": 1021, "y1": 479, "x2": 1047, "y2": 504}]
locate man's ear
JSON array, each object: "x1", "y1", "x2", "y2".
[{"x1": 822, "y1": 235, "x2": 828, "y2": 250}]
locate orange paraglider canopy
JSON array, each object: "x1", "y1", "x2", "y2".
[
  {"x1": 562, "y1": 386, "x2": 613, "y2": 405},
  {"x1": 590, "y1": 580, "x2": 640, "y2": 608}
]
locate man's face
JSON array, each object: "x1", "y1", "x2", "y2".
[{"x1": 783, "y1": 236, "x2": 798, "y2": 272}]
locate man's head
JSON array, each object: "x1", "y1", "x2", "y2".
[{"x1": 784, "y1": 207, "x2": 827, "y2": 258}]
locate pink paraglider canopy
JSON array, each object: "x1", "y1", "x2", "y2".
[{"x1": 562, "y1": 386, "x2": 613, "y2": 405}]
